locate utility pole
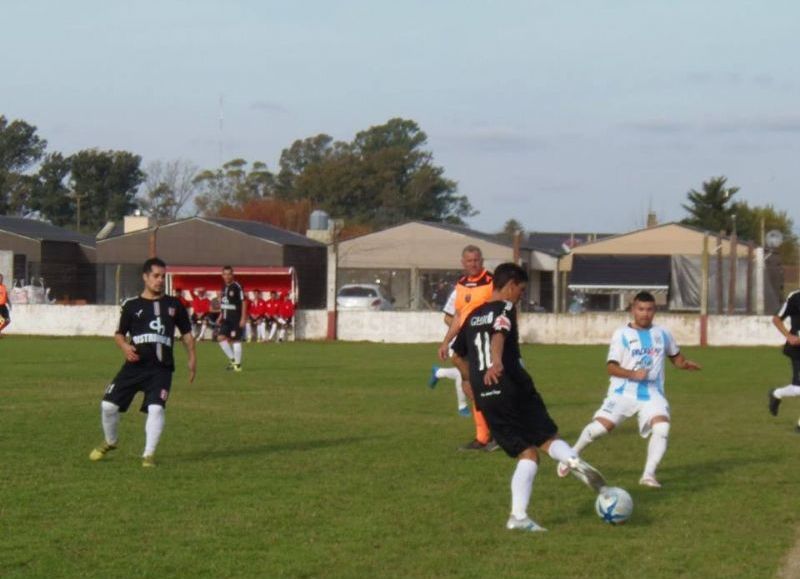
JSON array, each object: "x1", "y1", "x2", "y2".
[{"x1": 69, "y1": 191, "x2": 86, "y2": 233}]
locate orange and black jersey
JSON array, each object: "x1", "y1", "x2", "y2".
[
  {"x1": 117, "y1": 295, "x2": 191, "y2": 370},
  {"x1": 454, "y1": 269, "x2": 494, "y2": 323}
]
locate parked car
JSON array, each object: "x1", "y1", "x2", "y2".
[{"x1": 336, "y1": 284, "x2": 395, "y2": 311}]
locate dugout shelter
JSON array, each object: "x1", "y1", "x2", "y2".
[{"x1": 166, "y1": 266, "x2": 297, "y2": 301}]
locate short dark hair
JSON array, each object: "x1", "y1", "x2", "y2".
[
  {"x1": 143, "y1": 257, "x2": 166, "y2": 273},
  {"x1": 633, "y1": 291, "x2": 656, "y2": 303},
  {"x1": 493, "y1": 262, "x2": 528, "y2": 289},
  {"x1": 222, "y1": 265, "x2": 234, "y2": 272}
]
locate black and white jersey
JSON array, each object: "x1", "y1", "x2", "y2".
[
  {"x1": 117, "y1": 295, "x2": 191, "y2": 370},
  {"x1": 452, "y1": 300, "x2": 529, "y2": 400},
  {"x1": 220, "y1": 281, "x2": 244, "y2": 322},
  {"x1": 776, "y1": 290, "x2": 800, "y2": 337}
]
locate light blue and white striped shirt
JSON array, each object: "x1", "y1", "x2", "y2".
[{"x1": 606, "y1": 324, "x2": 680, "y2": 400}]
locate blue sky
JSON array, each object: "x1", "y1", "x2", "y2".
[{"x1": 3, "y1": 0, "x2": 799, "y2": 234}]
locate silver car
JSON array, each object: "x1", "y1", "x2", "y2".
[{"x1": 336, "y1": 284, "x2": 395, "y2": 311}]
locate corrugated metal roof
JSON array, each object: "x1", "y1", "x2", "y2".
[
  {"x1": 414, "y1": 221, "x2": 516, "y2": 249},
  {"x1": 521, "y1": 232, "x2": 614, "y2": 255},
  {"x1": 0, "y1": 215, "x2": 96, "y2": 247},
  {"x1": 97, "y1": 216, "x2": 325, "y2": 248},
  {"x1": 202, "y1": 217, "x2": 325, "y2": 247}
]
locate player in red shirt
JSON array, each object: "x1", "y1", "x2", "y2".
[
  {"x1": 173, "y1": 288, "x2": 191, "y2": 309},
  {"x1": 191, "y1": 288, "x2": 212, "y2": 340},
  {"x1": 264, "y1": 291, "x2": 280, "y2": 341},
  {"x1": 254, "y1": 291, "x2": 269, "y2": 342},
  {"x1": 275, "y1": 292, "x2": 295, "y2": 342},
  {"x1": 245, "y1": 290, "x2": 265, "y2": 343}
]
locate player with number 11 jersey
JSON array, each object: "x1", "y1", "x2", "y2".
[{"x1": 451, "y1": 263, "x2": 606, "y2": 532}]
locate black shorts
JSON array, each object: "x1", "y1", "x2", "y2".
[
  {"x1": 103, "y1": 364, "x2": 173, "y2": 413},
  {"x1": 191, "y1": 313, "x2": 207, "y2": 323},
  {"x1": 219, "y1": 320, "x2": 243, "y2": 341},
  {"x1": 784, "y1": 344, "x2": 800, "y2": 385},
  {"x1": 0, "y1": 305, "x2": 9, "y2": 321},
  {"x1": 476, "y1": 374, "x2": 559, "y2": 458}
]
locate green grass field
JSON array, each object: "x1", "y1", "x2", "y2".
[{"x1": 1, "y1": 337, "x2": 798, "y2": 578}]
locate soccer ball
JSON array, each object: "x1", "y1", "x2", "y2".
[{"x1": 595, "y1": 486, "x2": 633, "y2": 525}]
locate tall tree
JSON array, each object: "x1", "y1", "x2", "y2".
[
  {"x1": 68, "y1": 149, "x2": 144, "y2": 233},
  {"x1": 0, "y1": 115, "x2": 47, "y2": 213},
  {"x1": 26, "y1": 153, "x2": 73, "y2": 226},
  {"x1": 276, "y1": 134, "x2": 339, "y2": 198},
  {"x1": 276, "y1": 118, "x2": 474, "y2": 226},
  {"x1": 681, "y1": 176, "x2": 739, "y2": 234},
  {"x1": 194, "y1": 159, "x2": 275, "y2": 215},
  {"x1": 347, "y1": 118, "x2": 472, "y2": 226},
  {"x1": 502, "y1": 218, "x2": 524, "y2": 236},
  {"x1": 139, "y1": 159, "x2": 199, "y2": 222}
]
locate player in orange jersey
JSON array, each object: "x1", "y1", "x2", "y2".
[
  {"x1": 0, "y1": 273, "x2": 10, "y2": 336},
  {"x1": 436, "y1": 245, "x2": 498, "y2": 452}
]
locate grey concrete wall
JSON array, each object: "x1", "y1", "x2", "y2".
[{"x1": 3, "y1": 305, "x2": 787, "y2": 347}]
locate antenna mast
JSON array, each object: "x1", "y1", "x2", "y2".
[{"x1": 218, "y1": 94, "x2": 224, "y2": 166}]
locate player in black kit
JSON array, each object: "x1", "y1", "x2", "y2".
[
  {"x1": 89, "y1": 257, "x2": 196, "y2": 467},
  {"x1": 768, "y1": 289, "x2": 800, "y2": 431},
  {"x1": 217, "y1": 265, "x2": 247, "y2": 372},
  {"x1": 452, "y1": 263, "x2": 606, "y2": 532}
]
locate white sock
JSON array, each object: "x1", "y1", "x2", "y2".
[
  {"x1": 278, "y1": 327, "x2": 286, "y2": 341},
  {"x1": 233, "y1": 341, "x2": 242, "y2": 364},
  {"x1": 258, "y1": 321, "x2": 266, "y2": 341},
  {"x1": 453, "y1": 375, "x2": 467, "y2": 409},
  {"x1": 574, "y1": 420, "x2": 609, "y2": 454},
  {"x1": 434, "y1": 367, "x2": 467, "y2": 408},
  {"x1": 773, "y1": 385, "x2": 800, "y2": 399},
  {"x1": 268, "y1": 323, "x2": 277, "y2": 341},
  {"x1": 644, "y1": 422, "x2": 670, "y2": 477},
  {"x1": 246, "y1": 324, "x2": 253, "y2": 341},
  {"x1": 100, "y1": 400, "x2": 120, "y2": 445},
  {"x1": 546, "y1": 439, "x2": 577, "y2": 464},
  {"x1": 435, "y1": 367, "x2": 460, "y2": 380},
  {"x1": 219, "y1": 340, "x2": 234, "y2": 360},
  {"x1": 510, "y1": 459, "x2": 538, "y2": 519},
  {"x1": 143, "y1": 404, "x2": 165, "y2": 457}
]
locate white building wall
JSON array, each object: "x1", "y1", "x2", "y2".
[{"x1": 4, "y1": 305, "x2": 787, "y2": 347}]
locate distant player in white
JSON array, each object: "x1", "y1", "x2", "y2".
[
  {"x1": 427, "y1": 288, "x2": 470, "y2": 417},
  {"x1": 558, "y1": 291, "x2": 701, "y2": 488}
]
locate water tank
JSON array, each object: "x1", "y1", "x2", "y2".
[{"x1": 309, "y1": 210, "x2": 330, "y2": 231}]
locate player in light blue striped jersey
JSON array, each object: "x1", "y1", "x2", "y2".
[{"x1": 558, "y1": 291, "x2": 701, "y2": 488}]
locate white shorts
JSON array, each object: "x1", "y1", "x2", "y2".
[{"x1": 593, "y1": 393, "x2": 670, "y2": 438}]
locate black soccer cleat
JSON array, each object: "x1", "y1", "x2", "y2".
[{"x1": 768, "y1": 389, "x2": 781, "y2": 417}]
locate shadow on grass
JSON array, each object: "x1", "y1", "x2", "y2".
[{"x1": 178, "y1": 435, "x2": 382, "y2": 462}]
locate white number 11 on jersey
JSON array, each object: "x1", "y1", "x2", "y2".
[{"x1": 474, "y1": 332, "x2": 493, "y2": 371}]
